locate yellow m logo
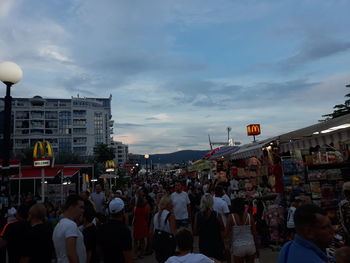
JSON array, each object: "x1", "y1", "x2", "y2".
[
  {"x1": 33, "y1": 141, "x2": 53, "y2": 159},
  {"x1": 105, "y1": 160, "x2": 116, "y2": 169}
]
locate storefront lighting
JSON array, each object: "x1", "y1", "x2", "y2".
[
  {"x1": 91, "y1": 178, "x2": 98, "y2": 182},
  {"x1": 320, "y1": 123, "x2": 350, "y2": 134}
]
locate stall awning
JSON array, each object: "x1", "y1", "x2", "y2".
[
  {"x1": 11, "y1": 167, "x2": 60, "y2": 180},
  {"x1": 10, "y1": 167, "x2": 81, "y2": 180},
  {"x1": 279, "y1": 113, "x2": 350, "y2": 143},
  {"x1": 231, "y1": 138, "x2": 277, "y2": 160},
  {"x1": 279, "y1": 113, "x2": 350, "y2": 152},
  {"x1": 203, "y1": 145, "x2": 240, "y2": 160}
]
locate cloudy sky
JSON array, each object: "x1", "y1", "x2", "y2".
[{"x1": 1, "y1": 0, "x2": 350, "y2": 154}]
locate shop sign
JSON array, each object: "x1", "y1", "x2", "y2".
[
  {"x1": 247, "y1": 124, "x2": 261, "y2": 136},
  {"x1": 33, "y1": 158, "x2": 51, "y2": 167}
]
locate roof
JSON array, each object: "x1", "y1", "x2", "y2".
[
  {"x1": 278, "y1": 113, "x2": 350, "y2": 143},
  {"x1": 11, "y1": 167, "x2": 80, "y2": 180},
  {"x1": 203, "y1": 145, "x2": 240, "y2": 160},
  {"x1": 231, "y1": 138, "x2": 276, "y2": 160}
]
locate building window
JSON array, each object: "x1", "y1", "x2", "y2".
[
  {"x1": 31, "y1": 111, "x2": 44, "y2": 119},
  {"x1": 45, "y1": 111, "x2": 58, "y2": 119},
  {"x1": 59, "y1": 111, "x2": 71, "y2": 134},
  {"x1": 16, "y1": 111, "x2": 29, "y2": 119},
  {"x1": 94, "y1": 112, "x2": 104, "y2": 144},
  {"x1": 73, "y1": 128, "x2": 86, "y2": 134},
  {"x1": 73, "y1": 110, "x2": 86, "y2": 117},
  {"x1": 73, "y1": 146, "x2": 87, "y2": 152},
  {"x1": 73, "y1": 137, "x2": 87, "y2": 145},
  {"x1": 73, "y1": 119, "x2": 87, "y2": 126},
  {"x1": 59, "y1": 138, "x2": 72, "y2": 153}
]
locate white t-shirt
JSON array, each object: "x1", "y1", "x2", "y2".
[
  {"x1": 213, "y1": 196, "x2": 230, "y2": 227},
  {"x1": 90, "y1": 192, "x2": 106, "y2": 213},
  {"x1": 53, "y1": 218, "x2": 86, "y2": 263},
  {"x1": 170, "y1": 191, "x2": 190, "y2": 220},
  {"x1": 165, "y1": 253, "x2": 214, "y2": 263},
  {"x1": 287, "y1": 206, "x2": 296, "y2": 229},
  {"x1": 6, "y1": 207, "x2": 17, "y2": 222},
  {"x1": 222, "y1": 194, "x2": 231, "y2": 207}
]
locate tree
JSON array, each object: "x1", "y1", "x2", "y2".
[
  {"x1": 93, "y1": 143, "x2": 115, "y2": 164},
  {"x1": 322, "y1": 84, "x2": 350, "y2": 120},
  {"x1": 14, "y1": 147, "x2": 34, "y2": 165}
]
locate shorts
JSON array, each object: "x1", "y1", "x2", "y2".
[
  {"x1": 232, "y1": 244, "x2": 256, "y2": 257},
  {"x1": 176, "y1": 219, "x2": 190, "y2": 229}
]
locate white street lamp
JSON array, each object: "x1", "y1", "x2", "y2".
[{"x1": 0, "y1": 61, "x2": 23, "y2": 202}]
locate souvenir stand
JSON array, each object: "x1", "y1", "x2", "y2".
[
  {"x1": 230, "y1": 138, "x2": 279, "y2": 195},
  {"x1": 203, "y1": 145, "x2": 240, "y2": 183},
  {"x1": 278, "y1": 113, "x2": 350, "y2": 222},
  {"x1": 187, "y1": 160, "x2": 211, "y2": 181}
]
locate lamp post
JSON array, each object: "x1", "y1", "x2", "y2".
[
  {"x1": 144, "y1": 154, "x2": 149, "y2": 177},
  {"x1": 0, "y1": 62, "x2": 22, "y2": 204}
]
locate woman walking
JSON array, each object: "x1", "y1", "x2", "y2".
[
  {"x1": 151, "y1": 195, "x2": 176, "y2": 263},
  {"x1": 194, "y1": 193, "x2": 225, "y2": 261},
  {"x1": 226, "y1": 198, "x2": 259, "y2": 263},
  {"x1": 133, "y1": 196, "x2": 150, "y2": 258}
]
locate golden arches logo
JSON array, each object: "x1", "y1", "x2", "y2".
[
  {"x1": 105, "y1": 160, "x2": 116, "y2": 169},
  {"x1": 33, "y1": 141, "x2": 53, "y2": 159},
  {"x1": 247, "y1": 124, "x2": 261, "y2": 136}
]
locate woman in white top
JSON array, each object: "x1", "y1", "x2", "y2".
[
  {"x1": 225, "y1": 198, "x2": 259, "y2": 263},
  {"x1": 151, "y1": 195, "x2": 177, "y2": 263}
]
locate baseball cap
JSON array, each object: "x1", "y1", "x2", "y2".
[
  {"x1": 115, "y1": 190, "x2": 122, "y2": 195},
  {"x1": 108, "y1": 198, "x2": 125, "y2": 214}
]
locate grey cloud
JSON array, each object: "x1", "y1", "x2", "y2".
[
  {"x1": 90, "y1": 52, "x2": 207, "y2": 77},
  {"x1": 115, "y1": 123, "x2": 145, "y2": 129},
  {"x1": 277, "y1": 38, "x2": 350, "y2": 72},
  {"x1": 166, "y1": 78, "x2": 319, "y2": 110},
  {"x1": 145, "y1": 117, "x2": 159, "y2": 121}
]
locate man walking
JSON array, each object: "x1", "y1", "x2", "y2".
[
  {"x1": 97, "y1": 198, "x2": 133, "y2": 263},
  {"x1": 170, "y1": 181, "x2": 191, "y2": 228},
  {"x1": 213, "y1": 185, "x2": 230, "y2": 227},
  {"x1": 90, "y1": 185, "x2": 106, "y2": 217},
  {"x1": 21, "y1": 204, "x2": 54, "y2": 263},
  {"x1": 278, "y1": 204, "x2": 334, "y2": 263},
  {"x1": 53, "y1": 195, "x2": 86, "y2": 263}
]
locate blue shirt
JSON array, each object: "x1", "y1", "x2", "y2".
[{"x1": 278, "y1": 235, "x2": 330, "y2": 263}]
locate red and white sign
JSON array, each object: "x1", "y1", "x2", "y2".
[
  {"x1": 33, "y1": 158, "x2": 51, "y2": 167},
  {"x1": 247, "y1": 124, "x2": 261, "y2": 136}
]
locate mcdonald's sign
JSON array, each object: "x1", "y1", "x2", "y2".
[
  {"x1": 105, "y1": 160, "x2": 116, "y2": 172},
  {"x1": 33, "y1": 141, "x2": 53, "y2": 167},
  {"x1": 247, "y1": 124, "x2": 261, "y2": 136}
]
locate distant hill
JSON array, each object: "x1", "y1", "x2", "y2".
[{"x1": 144, "y1": 150, "x2": 209, "y2": 164}]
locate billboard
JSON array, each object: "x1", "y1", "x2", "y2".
[{"x1": 247, "y1": 124, "x2": 261, "y2": 136}]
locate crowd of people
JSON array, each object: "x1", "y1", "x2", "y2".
[{"x1": 0, "y1": 172, "x2": 350, "y2": 263}]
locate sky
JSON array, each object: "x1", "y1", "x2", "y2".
[{"x1": 1, "y1": 0, "x2": 350, "y2": 155}]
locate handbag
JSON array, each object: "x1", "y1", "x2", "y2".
[{"x1": 152, "y1": 212, "x2": 176, "y2": 251}]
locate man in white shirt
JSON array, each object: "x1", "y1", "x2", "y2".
[
  {"x1": 90, "y1": 185, "x2": 106, "y2": 215},
  {"x1": 222, "y1": 190, "x2": 231, "y2": 210},
  {"x1": 170, "y1": 181, "x2": 191, "y2": 228},
  {"x1": 213, "y1": 185, "x2": 230, "y2": 227},
  {"x1": 53, "y1": 195, "x2": 86, "y2": 263}
]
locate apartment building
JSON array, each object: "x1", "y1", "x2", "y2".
[
  {"x1": 0, "y1": 95, "x2": 114, "y2": 157},
  {"x1": 111, "y1": 140, "x2": 128, "y2": 166}
]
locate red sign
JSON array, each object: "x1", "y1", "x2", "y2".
[{"x1": 247, "y1": 124, "x2": 261, "y2": 136}]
